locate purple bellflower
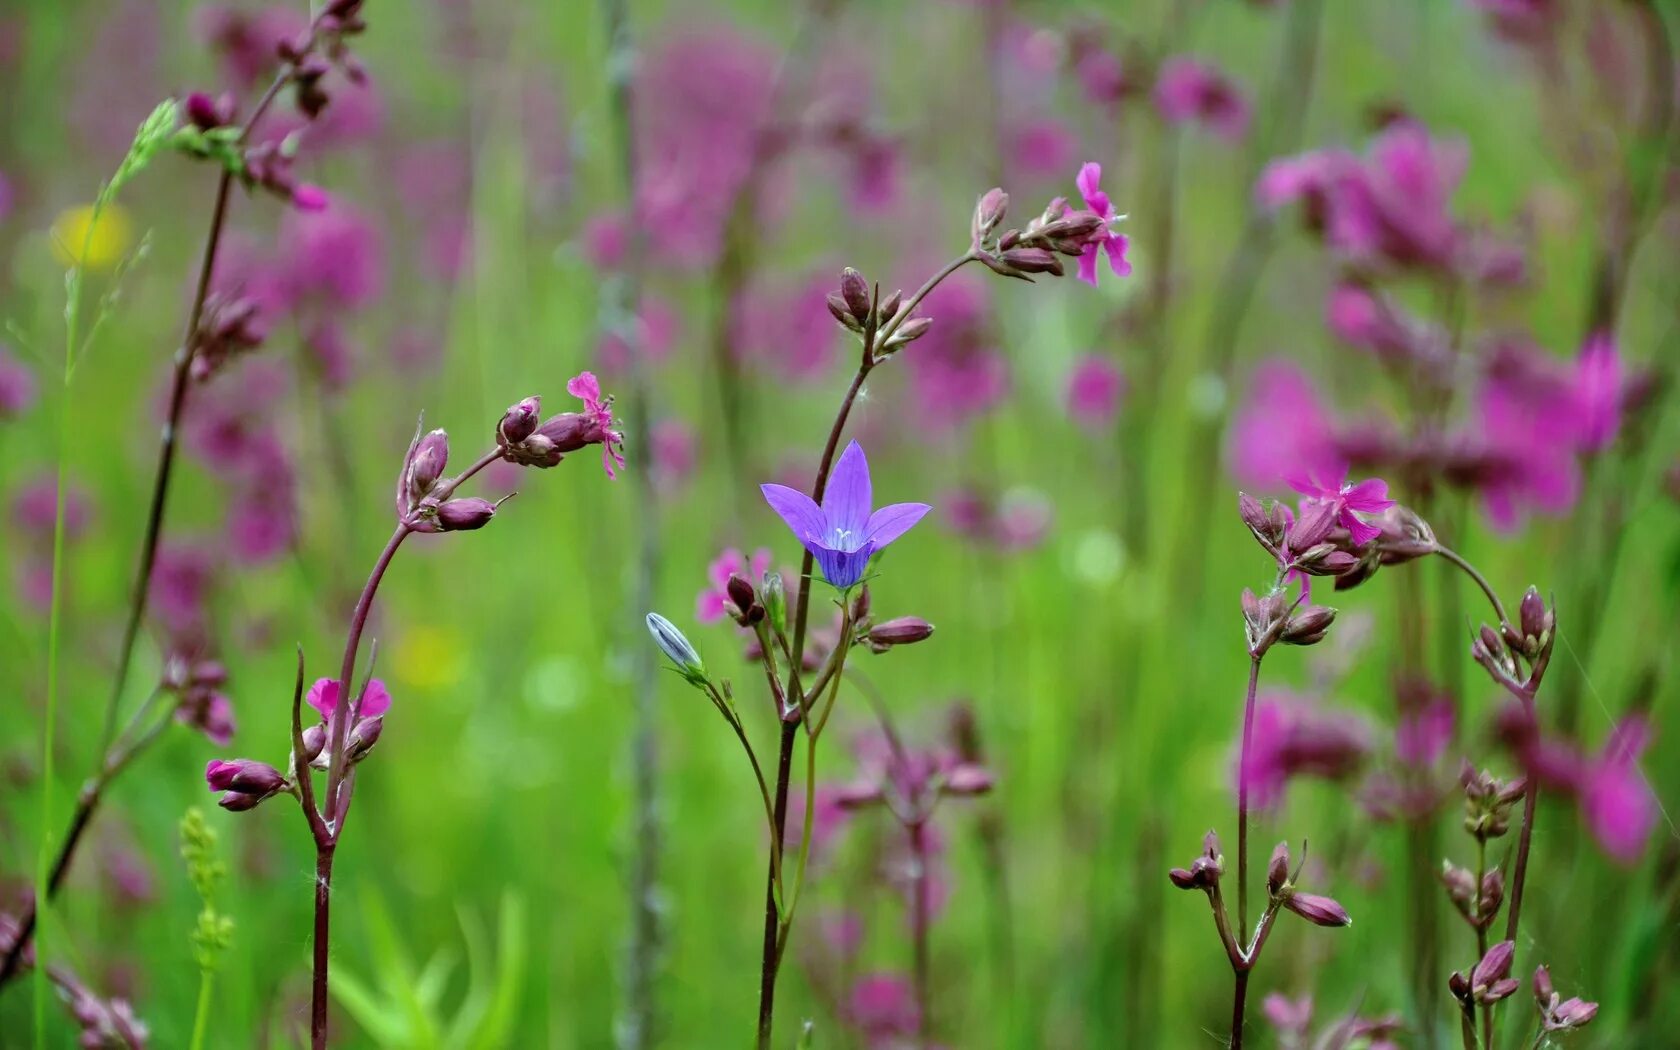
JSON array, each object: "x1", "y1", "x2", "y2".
[{"x1": 761, "y1": 441, "x2": 930, "y2": 590}]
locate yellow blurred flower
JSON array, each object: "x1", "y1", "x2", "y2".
[
  {"x1": 391, "y1": 625, "x2": 467, "y2": 691},
  {"x1": 50, "y1": 202, "x2": 134, "y2": 272}
]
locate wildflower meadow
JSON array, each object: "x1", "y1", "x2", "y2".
[{"x1": 1, "y1": 0, "x2": 1677, "y2": 1047}]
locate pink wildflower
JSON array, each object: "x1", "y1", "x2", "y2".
[
  {"x1": 1581, "y1": 717, "x2": 1657, "y2": 865},
  {"x1": 306, "y1": 677, "x2": 393, "y2": 721},
  {"x1": 567, "y1": 371, "x2": 626, "y2": 478},
  {"x1": 1153, "y1": 56, "x2": 1251, "y2": 141},
  {"x1": 696, "y1": 547, "x2": 771, "y2": 623},
  {"x1": 1073, "y1": 162, "x2": 1131, "y2": 286},
  {"x1": 1286, "y1": 466, "x2": 1395, "y2": 547},
  {"x1": 1066, "y1": 355, "x2": 1125, "y2": 431}
]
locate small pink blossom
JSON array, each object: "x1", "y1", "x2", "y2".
[
  {"x1": 1395, "y1": 695, "x2": 1455, "y2": 769},
  {"x1": 1010, "y1": 119, "x2": 1078, "y2": 178},
  {"x1": 1227, "y1": 360, "x2": 1342, "y2": 490},
  {"x1": 1073, "y1": 162, "x2": 1131, "y2": 286},
  {"x1": 846, "y1": 973, "x2": 920, "y2": 1046},
  {"x1": 567, "y1": 371, "x2": 626, "y2": 478},
  {"x1": 1572, "y1": 330, "x2": 1623, "y2": 452},
  {"x1": 0, "y1": 344, "x2": 37, "y2": 418},
  {"x1": 306, "y1": 677, "x2": 393, "y2": 721},
  {"x1": 1286, "y1": 466, "x2": 1395, "y2": 547},
  {"x1": 650, "y1": 419, "x2": 696, "y2": 490},
  {"x1": 696, "y1": 547, "x2": 772, "y2": 623}
]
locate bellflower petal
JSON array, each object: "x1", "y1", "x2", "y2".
[
  {"x1": 822, "y1": 441, "x2": 873, "y2": 539},
  {"x1": 865, "y1": 502, "x2": 932, "y2": 546},
  {"x1": 761, "y1": 484, "x2": 827, "y2": 545}
]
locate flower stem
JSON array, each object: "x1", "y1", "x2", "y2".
[
  {"x1": 756, "y1": 719, "x2": 799, "y2": 1050},
  {"x1": 1475, "y1": 837, "x2": 1491, "y2": 1049},
  {"x1": 910, "y1": 819, "x2": 932, "y2": 1050},
  {"x1": 311, "y1": 846, "x2": 336, "y2": 1050},
  {"x1": 1237, "y1": 654, "x2": 1261, "y2": 935},
  {"x1": 1434, "y1": 545, "x2": 1509, "y2": 627},
  {"x1": 190, "y1": 969, "x2": 214, "y2": 1050},
  {"x1": 1229, "y1": 969, "x2": 1250, "y2": 1050}
]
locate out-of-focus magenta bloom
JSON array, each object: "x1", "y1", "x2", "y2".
[
  {"x1": 598, "y1": 298, "x2": 679, "y2": 373},
  {"x1": 940, "y1": 486, "x2": 1054, "y2": 552},
  {"x1": 581, "y1": 212, "x2": 627, "y2": 269},
  {"x1": 1573, "y1": 331, "x2": 1623, "y2": 452},
  {"x1": 177, "y1": 691, "x2": 236, "y2": 746},
  {"x1": 697, "y1": 547, "x2": 771, "y2": 623},
  {"x1": 846, "y1": 973, "x2": 921, "y2": 1047},
  {"x1": 1152, "y1": 56, "x2": 1251, "y2": 141},
  {"x1": 1581, "y1": 717, "x2": 1657, "y2": 865},
  {"x1": 1262, "y1": 993, "x2": 1313, "y2": 1040},
  {"x1": 736, "y1": 273, "x2": 839, "y2": 381},
  {"x1": 0, "y1": 171, "x2": 12, "y2": 221},
  {"x1": 1286, "y1": 467, "x2": 1395, "y2": 547},
  {"x1": 761, "y1": 441, "x2": 930, "y2": 589},
  {"x1": 303, "y1": 321, "x2": 356, "y2": 390},
  {"x1": 1073, "y1": 162, "x2": 1131, "y2": 286},
  {"x1": 1470, "y1": 0, "x2": 1563, "y2": 46},
  {"x1": 279, "y1": 201, "x2": 386, "y2": 310},
  {"x1": 1463, "y1": 344, "x2": 1585, "y2": 530},
  {"x1": 1066, "y1": 355, "x2": 1125, "y2": 431},
  {"x1": 0, "y1": 344, "x2": 36, "y2": 418},
  {"x1": 307, "y1": 677, "x2": 392, "y2": 721},
  {"x1": 650, "y1": 419, "x2": 696, "y2": 491},
  {"x1": 13, "y1": 475, "x2": 93, "y2": 538},
  {"x1": 1227, "y1": 360, "x2": 1342, "y2": 490},
  {"x1": 1324, "y1": 283, "x2": 1449, "y2": 379},
  {"x1": 1262, "y1": 123, "x2": 1467, "y2": 273},
  {"x1": 845, "y1": 136, "x2": 901, "y2": 212},
  {"x1": 783, "y1": 786, "x2": 851, "y2": 866},
  {"x1": 70, "y1": 0, "x2": 163, "y2": 155},
  {"x1": 197, "y1": 4, "x2": 307, "y2": 89},
  {"x1": 634, "y1": 27, "x2": 778, "y2": 267},
  {"x1": 149, "y1": 543, "x2": 217, "y2": 641},
  {"x1": 567, "y1": 371, "x2": 627, "y2": 478},
  {"x1": 1074, "y1": 47, "x2": 1129, "y2": 107},
  {"x1": 1238, "y1": 692, "x2": 1373, "y2": 809},
  {"x1": 1010, "y1": 119, "x2": 1079, "y2": 178},
  {"x1": 906, "y1": 277, "x2": 1010, "y2": 430},
  {"x1": 1395, "y1": 695, "x2": 1455, "y2": 769}
]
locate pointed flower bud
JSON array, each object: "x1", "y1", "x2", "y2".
[
  {"x1": 1267, "y1": 841, "x2": 1290, "y2": 897},
  {"x1": 866, "y1": 617, "x2": 935, "y2": 651},
  {"x1": 884, "y1": 316, "x2": 934, "y2": 350},
  {"x1": 498, "y1": 396, "x2": 541, "y2": 446},
  {"x1": 1472, "y1": 941, "x2": 1516, "y2": 1002},
  {"x1": 1282, "y1": 892, "x2": 1352, "y2": 927},
  {"x1": 761, "y1": 571, "x2": 786, "y2": 633},
  {"x1": 300, "y1": 723, "x2": 327, "y2": 763},
  {"x1": 205, "y1": 758, "x2": 286, "y2": 796},
  {"x1": 1532, "y1": 965, "x2": 1555, "y2": 1006},
  {"x1": 346, "y1": 715, "x2": 383, "y2": 764},
  {"x1": 826, "y1": 293, "x2": 862, "y2": 332},
  {"x1": 437, "y1": 497, "x2": 499, "y2": 532},
  {"x1": 972, "y1": 188, "x2": 1008, "y2": 242},
  {"x1": 839, "y1": 268, "x2": 872, "y2": 324},
  {"x1": 1281, "y1": 605, "x2": 1337, "y2": 646},
  {"x1": 400, "y1": 428, "x2": 449, "y2": 515},
  {"x1": 647, "y1": 612, "x2": 706, "y2": 684}
]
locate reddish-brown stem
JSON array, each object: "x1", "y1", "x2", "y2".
[
  {"x1": 311, "y1": 846, "x2": 336, "y2": 1050},
  {"x1": 1230, "y1": 970, "x2": 1251, "y2": 1050},
  {"x1": 1236, "y1": 654, "x2": 1261, "y2": 935},
  {"x1": 756, "y1": 719, "x2": 799, "y2": 1049}
]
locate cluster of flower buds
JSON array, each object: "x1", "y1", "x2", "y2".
[
  {"x1": 1439, "y1": 861, "x2": 1504, "y2": 930},
  {"x1": 1168, "y1": 830, "x2": 1225, "y2": 892},
  {"x1": 824, "y1": 268, "x2": 931, "y2": 361},
  {"x1": 497, "y1": 378, "x2": 625, "y2": 477},
  {"x1": 832, "y1": 745, "x2": 994, "y2": 818},
  {"x1": 1238, "y1": 492, "x2": 1360, "y2": 581},
  {"x1": 395, "y1": 426, "x2": 505, "y2": 533},
  {"x1": 52, "y1": 965, "x2": 150, "y2": 1048},
  {"x1": 1460, "y1": 763, "x2": 1527, "y2": 841},
  {"x1": 204, "y1": 758, "x2": 289, "y2": 812},
  {"x1": 185, "y1": 90, "x2": 238, "y2": 132},
  {"x1": 1532, "y1": 966, "x2": 1598, "y2": 1034},
  {"x1": 1266, "y1": 841, "x2": 1353, "y2": 927},
  {"x1": 1469, "y1": 586, "x2": 1553, "y2": 695},
  {"x1": 188, "y1": 292, "x2": 268, "y2": 381},
  {"x1": 723, "y1": 573, "x2": 766, "y2": 627},
  {"x1": 1333, "y1": 504, "x2": 1437, "y2": 592},
  {"x1": 277, "y1": 0, "x2": 369, "y2": 120},
  {"x1": 163, "y1": 652, "x2": 236, "y2": 745},
  {"x1": 241, "y1": 139, "x2": 328, "y2": 211},
  {"x1": 1241, "y1": 587, "x2": 1337, "y2": 655},
  {"x1": 970, "y1": 189, "x2": 1110, "y2": 282},
  {"x1": 1451, "y1": 940, "x2": 1520, "y2": 1006}
]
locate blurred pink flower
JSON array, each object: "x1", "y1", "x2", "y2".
[
  {"x1": 736, "y1": 273, "x2": 840, "y2": 381},
  {"x1": 1239, "y1": 692, "x2": 1373, "y2": 808},
  {"x1": 1227, "y1": 360, "x2": 1342, "y2": 490},
  {"x1": 651, "y1": 419, "x2": 697, "y2": 490},
  {"x1": 1153, "y1": 56, "x2": 1251, "y2": 141},
  {"x1": 1395, "y1": 695, "x2": 1455, "y2": 769},
  {"x1": 1010, "y1": 119, "x2": 1078, "y2": 178},
  {"x1": 0, "y1": 345, "x2": 36, "y2": 418},
  {"x1": 906, "y1": 277, "x2": 1009, "y2": 429},
  {"x1": 307, "y1": 678, "x2": 393, "y2": 720},
  {"x1": 148, "y1": 543, "x2": 217, "y2": 640},
  {"x1": 13, "y1": 475, "x2": 93, "y2": 539},
  {"x1": 279, "y1": 201, "x2": 386, "y2": 310},
  {"x1": 0, "y1": 170, "x2": 12, "y2": 221},
  {"x1": 1581, "y1": 717, "x2": 1657, "y2": 865},
  {"x1": 1066, "y1": 355, "x2": 1125, "y2": 431},
  {"x1": 598, "y1": 298, "x2": 680, "y2": 373},
  {"x1": 1074, "y1": 47, "x2": 1129, "y2": 107},
  {"x1": 1573, "y1": 331, "x2": 1623, "y2": 452},
  {"x1": 846, "y1": 973, "x2": 921, "y2": 1047},
  {"x1": 197, "y1": 4, "x2": 307, "y2": 90},
  {"x1": 697, "y1": 547, "x2": 771, "y2": 623}
]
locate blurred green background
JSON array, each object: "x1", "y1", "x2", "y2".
[{"x1": 0, "y1": 0, "x2": 1676, "y2": 1047}]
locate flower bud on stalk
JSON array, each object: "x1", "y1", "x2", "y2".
[
  {"x1": 437, "y1": 497, "x2": 500, "y2": 532},
  {"x1": 646, "y1": 613, "x2": 707, "y2": 687},
  {"x1": 973, "y1": 188, "x2": 1009, "y2": 243},
  {"x1": 726, "y1": 574, "x2": 763, "y2": 625},
  {"x1": 760, "y1": 572, "x2": 786, "y2": 633},
  {"x1": 1267, "y1": 841, "x2": 1290, "y2": 897},
  {"x1": 839, "y1": 268, "x2": 872, "y2": 325},
  {"x1": 866, "y1": 617, "x2": 935, "y2": 652},
  {"x1": 1281, "y1": 604, "x2": 1336, "y2": 646},
  {"x1": 1281, "y1": 892, "x2": 1352, "y2": 928},
  {"x1": 498, "y1": 396, "x2": 541, "y2": 446},
  {"x1": 346, "y1": 716, "x2": 383, "y2": 764}
]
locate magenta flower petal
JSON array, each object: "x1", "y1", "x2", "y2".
[
  {"x1": 1076, "y1": 162, "x2": 1110, "y2": 215},
  {"x1": 1077, "y1": 247, "x2": 1100, "y2": 286},
  {"x1": 761, "y1": 484, "x2": 826, "y2": 545},
  {"x1": 305, "y1": 678, "x2": 338, "y2": 719},
  {"x1": 822, "y1": 441, "x2": 873, "y2": 538},
  {"x1": 359, "y1": 678, "x2": 392, "y2": 718},
  {"x1": 865, "y1": 502, "x2": 931, "y2": 546},
  {"x1": 1342, "y1": 477, "x2": 1394, "y2": 512},
  {"x1": 1103, "y1": 233, "x2": 1132, "y2": 276}
]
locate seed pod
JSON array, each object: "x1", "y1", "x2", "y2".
[{"x1": 839, "y1": 268, "x2": 872, "y2": 324}]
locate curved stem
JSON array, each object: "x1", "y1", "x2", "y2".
[
  {"x1": 1435, "y1": 545, "x2": 1509, "y2": 627},
  {"x1": 875, "y1": 253, "x2": 977, "y2": 344}
]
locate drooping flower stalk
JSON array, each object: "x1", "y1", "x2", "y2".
[{"x1": 0, "y1": 5, "x2": 361, "y2": 991}]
